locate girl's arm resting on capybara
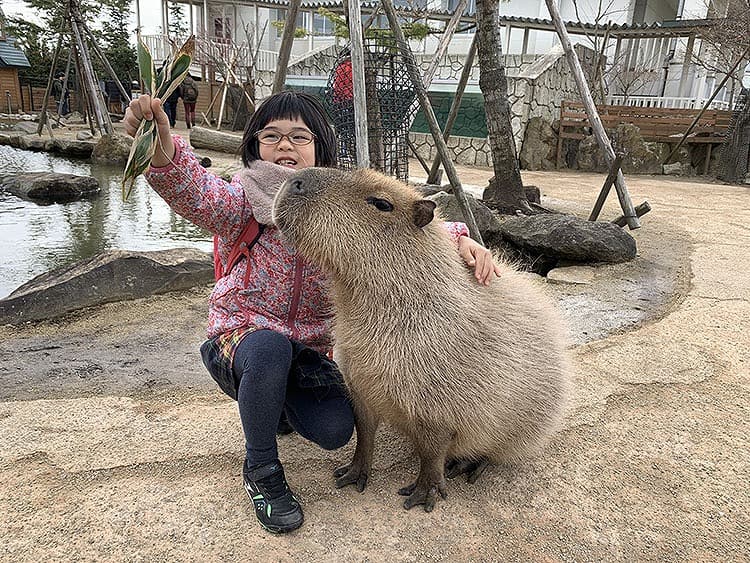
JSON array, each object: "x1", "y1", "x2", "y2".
[
  {"x1": 441, "y1": 222, "x2": 501, "y2": 284},
  {"x1": 144, "y1": 134, "x2": 251, "y2": 240}
]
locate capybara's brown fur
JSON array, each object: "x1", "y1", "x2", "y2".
[{"x1": 273, "y1": 167, "x2": 572, "y2": 511}]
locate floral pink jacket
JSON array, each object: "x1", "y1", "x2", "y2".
[{"x1": 145, "y1": 135, "x2": 469, "y2": 353}]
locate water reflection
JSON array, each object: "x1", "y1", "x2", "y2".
[{"x1": 0, "y1": 145, "x2": 211, "y2": 299}]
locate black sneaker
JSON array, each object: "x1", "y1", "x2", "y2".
[{"x1": 243, "y1": 460, "x2": 304, "y2": 533}]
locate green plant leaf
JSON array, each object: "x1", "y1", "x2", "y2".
[{"x1": 138, "y1": 40, "x2": 154, "y2": 94}]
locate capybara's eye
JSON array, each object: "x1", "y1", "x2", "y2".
[{"x1": 365, "y1": 196, "x2": 394, "y2": 212}]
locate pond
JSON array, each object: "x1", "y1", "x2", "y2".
[{"x1": 0, "y1": 145, "x2": 212, "y2": 300}]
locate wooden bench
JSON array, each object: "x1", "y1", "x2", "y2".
[{"x1": 556, "y1": 100, "x2": 733, "y2": 174}]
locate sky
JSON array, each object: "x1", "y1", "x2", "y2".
[{"x1": 2, "y1": 0, "x2": 165, "y2": 37}]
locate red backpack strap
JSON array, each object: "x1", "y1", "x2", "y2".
[{"x1": 214, "y1": 218, "x2": 265, "y2": 282}]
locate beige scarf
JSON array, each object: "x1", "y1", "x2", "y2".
[{"x1": 236, "y1": 160, "x2": 297, "y2": 225}]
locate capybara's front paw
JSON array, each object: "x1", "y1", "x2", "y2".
[
  {"x1": 397, "y1": 479, "x2": 447, "y2": 512},
  {"x1": 444, "y1": 457, "x2": 491, "y2": 484},
  {"x1": 333, "y1": 462, "x2": 369, "y2": 492}
]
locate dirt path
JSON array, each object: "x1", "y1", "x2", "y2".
[{"x1": 0, "y1": 166, "x2": 748, "y2": 562}]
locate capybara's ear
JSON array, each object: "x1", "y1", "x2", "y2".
[{"x1": 412, "y1": 199, "x2": 436, "y2": 228}]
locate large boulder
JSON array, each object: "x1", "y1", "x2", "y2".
[
  {"x1": 499, "y1": 213, "x2": 637, "y2": 264},
  {"x1": 520, "y1": 117, "x2": 558, "y2": 171},
  {"x1": 18, "y1": 135, "x2": 53, "y2": 152},
  {"x1": 428, "y1": 191, "x2": 503, "y2": 240},
  {"x1": 52, "y1": 138, "x2": 96, "y2": 158},
  {"x1": 91, "y1": 133, "x2": 133, "y2": 165},
  {"x1": 577, "y1": 124, "x2": 668, "y2": 175},
  {"x1": 0, "y1": 248, "x2": 213, "y2": 324},
  {"x1": 13, "y1": 122, "x2": 39, "y2": 135},
  {"x1": 1, "y1": 172, "x2": 100, "y2": 203}
]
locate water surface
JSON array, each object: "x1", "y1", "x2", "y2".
[{"x1": 0, "y1": 145, "x2": 211, "y2": 299}]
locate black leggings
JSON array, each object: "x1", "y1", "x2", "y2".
[{"x1": 232, "y1": 330, "x2": 354, "y2": 466}]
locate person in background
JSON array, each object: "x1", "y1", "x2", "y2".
[
  {"x1": 180, "y1": 75, "x2": 199, "y2": 129},
  {"x1": 51, "y1": 73, "x2": 69, "y2": 116}
]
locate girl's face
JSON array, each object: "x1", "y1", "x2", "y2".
[{"x1": 258, "y1": 117, "x2": 316, "y2": 170}]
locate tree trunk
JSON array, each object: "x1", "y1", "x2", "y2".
[
  {"x1": 717, "y1": 88, "x2": 750, "y2": 184},
  {"x1": 189, "y1": 126, "x2": 243, "y2": 153},
  {"x1": 476, "y1": 0, "x2": 528, "y2": 213}
]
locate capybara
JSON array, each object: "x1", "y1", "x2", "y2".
[{"x1": 272, "y1": 167, "x2": 572, "y2": 512}]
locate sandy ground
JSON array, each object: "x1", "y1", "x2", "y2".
[{"x1": 0, "y1": 126, "x2": 749, "y2": 561}]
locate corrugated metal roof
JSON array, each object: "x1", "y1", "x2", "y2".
[
  {"x1": 0, "y1": 38, "x2": 30, "y2": 68},
  {"x1": 260, "y1": 1, "x2": 716, "y2": 36}
]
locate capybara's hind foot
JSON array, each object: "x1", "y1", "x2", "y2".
[
  {"x1": 397, "y1": 480, "x2": 447, "y2": 512},
  {"x1": 445, "y1": 457, "x2": 491, "y2": 484},
  {"x1": 333, "y1": 462, "x2": 369, "y2": 492}
]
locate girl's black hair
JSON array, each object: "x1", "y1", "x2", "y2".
[{"x1": 240, "y1": 90, "x2": 338, "y2": 168}]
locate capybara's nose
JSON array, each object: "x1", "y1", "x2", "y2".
[{"x1": 289, "y1": 178, "x2": 305, "y2": 195}]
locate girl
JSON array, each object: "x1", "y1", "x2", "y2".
[{"x1": 123, "y1": 91, "x2": 500, "y2": 534}]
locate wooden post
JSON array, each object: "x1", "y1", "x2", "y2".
[
  {"x1": 69, "y1": 0, "x2": 113, "y2": 135},
  {"x1": 37, "y1": 33, "x2": 63, "y2": 136},
  {"x1": 271, "y1": 0, "x2": 301, "y2": 94},
  {"x1": 382, "y1": 0, "x2": 483, "y2": 244},
  {"x1": 347, "y1": 0, "x2": 370, "y2": 168},
  {"x1": 426, "y1": 32, "x2": 478, "y2": 185},
  {"x1": 612, "y1": 201, "x2": 651, "y2": 227},
  {"x1": 544, "y1": 0, "x2": 640, "y2": 229},
  {"x1": 81, "y1": 24, "x2": 132, "y2": 104},
  {"x1": 421, "y1": 0, "x2": 468, "y2": 89},
  {"x1": 589, "y1": 154, "x2": 623, "y2": 221}
]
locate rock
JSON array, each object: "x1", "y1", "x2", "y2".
[
  {"x1": 519, "y1": 117, "x2": 558, "y2": 171},
  {"x1": 577, "y1": 124, "x2": 668, "y2": 175},
  {"x1": 51, "y1": 139, "x2": 96, "y2": 158},
  {"x1": 428, "y1": 191, "x2": 503, "y2": 239},
  {"x1": 662, "y1": 162, "x2": 685, "y2": 176},
  {"x1": 546, "y1": 265, "x2": 597, "y2": 285},
  {"x1": 525, "y1": 185, "x2": 541, "y2": 204},
  {"x1": 0, "y1": 248, "x2": 214, "y2": 324},
  {"x1": 76, "y1": 130, "x2": 95, "y2": 141},
  {"x1": 60, "y1": 111, "x2": 85, "y2": 125},
  {"x1": 499, "y1": 213, "x2": 637, "y2": 264},
  {"x1": 91, "y1": 133, "x2": 133, "y2": 165},
  {"x1": 18, "y1": 135, "x2": 52, "y2": 152},
  {"x1": 1, "y1": 172, "x2": 100, "y2": 203},
  {"x1": 13, "y1": 122, "x2": 39, "y2": 134}
]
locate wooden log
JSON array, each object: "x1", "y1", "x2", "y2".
[
  {"x1": 612, "y1": 201, "x2": 651, "y2": 227},
  {"x1": 544, "y1": 0, "x2": 639, "y2": 230},
  {"x1": 382, "y1": 0, "x2": 483, "y2": 245},
  {"x1": 189, "y1": 126, "x2": 243, "y2": 153}
]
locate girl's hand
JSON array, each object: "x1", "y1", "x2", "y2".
[
  {"x1": 458, "y1": 235, "x2": 502, "y2": 286},
  {"x1": 123, "y1": 95, "x2": 175, "y2": 168}
]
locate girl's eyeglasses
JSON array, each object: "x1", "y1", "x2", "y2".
[{"x1": 255, "y1": 129, "x2": 316, "y2": 146}]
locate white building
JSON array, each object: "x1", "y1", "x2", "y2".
[{"x1": 138, "y1": 0, "x2": 747, "y2": 109}]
